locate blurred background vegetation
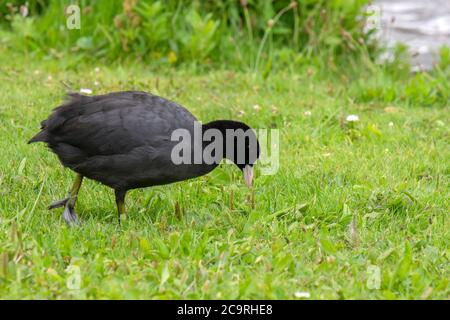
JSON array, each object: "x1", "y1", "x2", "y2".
[
  {"x1": 0, "y1": 0, "x2": 375, "y2": 70},
  {"x1": 0, "y1": 0, "x2": 448, "y2": 106}
]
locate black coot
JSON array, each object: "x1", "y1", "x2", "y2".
[{"x1": 29, "y1": 91, "x2": 259, "y2": 224}]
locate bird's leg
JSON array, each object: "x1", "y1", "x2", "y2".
[
  {"x1": 48, "y1": 174, "x2": 83, "y2": 210},
  {"x1": 48, "y1": 174, "x2": 83, "y2": 225},
  {"x1": 115, "y1": 190, "x2": 126, "y2": 225},
  {"x1": 64, "y1": 175, "x2": 83, "y2": 225}
]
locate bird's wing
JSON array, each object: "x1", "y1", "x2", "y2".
[{"x1": 46, "y1": 92, "x2": 196, "y2": 156}]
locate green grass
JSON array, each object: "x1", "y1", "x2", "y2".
[{"x1": 0, "y1": 49, "x2": 449, "y2": 299}]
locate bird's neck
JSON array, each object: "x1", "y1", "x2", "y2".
[
  {"x1": 202, "y1": 120, "x2": 232, "y2": 135},
  {"x1": 201, "y1": 120, "x2": 237, "y2": 162}
]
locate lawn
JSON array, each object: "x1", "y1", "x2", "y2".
[{"x1": 0, "y1": 49, "x2": 448, "y2": 299}]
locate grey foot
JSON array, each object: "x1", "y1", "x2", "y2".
[{"x1": 63, "y1": 205, "x2": 79, "y2": 226}]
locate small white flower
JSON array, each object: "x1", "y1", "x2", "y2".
[
  {"x1": 80, "y1": 88, "x2": 93, "y2": 94},
  {"x1": 94, "y1": 81, "x2": 100, "y2": 86},
  {"x1": 94, "y1": 67, "x2": 100, "y2": 73},
  {"x1": 253, "y1": 104, "x2": 261, "y2": 112},
  {"x1": 294, "y1": 291, "x2": 310, "y2": 298},
  {"x1": 304, "y1": 110, "x2": 312, "y2": 116},
  {"x1": 388, "y1": 121, "x2": 394, "y2": 127},
  {"x1": 346, "y1": 114, "x2": 359, "y2": 122},
  {"x1": 20, "y1": 5, "x2": 28, "y2": 17},
  {"x1": 47, "y1": 75, "x2": 53, "y2": 81}
]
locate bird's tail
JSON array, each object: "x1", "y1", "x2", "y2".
[{"x1": 28, "y1": 130, "x2": 48, "y2": 144}]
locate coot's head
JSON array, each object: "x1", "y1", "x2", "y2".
[{"x1": 204, "y1": 120, "x2": 260, "y2": 187}]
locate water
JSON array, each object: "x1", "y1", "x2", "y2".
[{"x1": 374, "y1": 0, "x2": 450, "y2": 70}]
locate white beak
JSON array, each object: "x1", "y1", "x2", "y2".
[{"x1": 243, "y1": 165, "x2": 254, "y2": 188}]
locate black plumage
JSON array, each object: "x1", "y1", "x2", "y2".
[{"x1": 29, "y1": 91, "x2": 259, "y2": 224}]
